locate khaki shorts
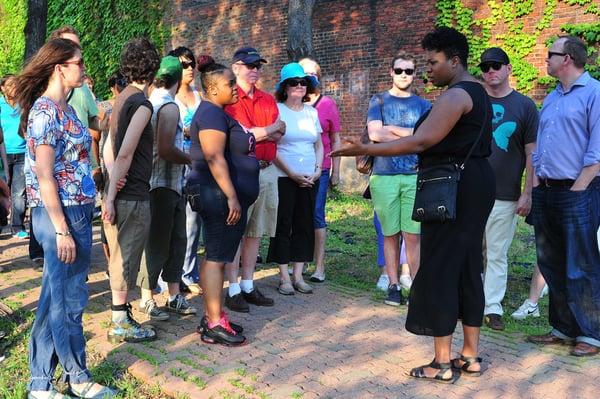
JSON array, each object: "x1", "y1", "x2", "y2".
[
  {"x1": 104, "y1": 199, "x2": 151, "y2": 291},
  {"x1": 245, "y1": 164, "x2": 279, "y2": 238}
]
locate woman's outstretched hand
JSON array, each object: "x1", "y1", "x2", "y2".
[{"x1": 330, "y1": 137, "x2": 369, "y2": 157}]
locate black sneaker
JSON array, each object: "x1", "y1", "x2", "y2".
[
  {"x1": 199, "y1": 314, "x2": 243, "y2": 334},
  {"x1": 242, "y1": 288, "x2": 274, "y2": 307},
  {"x1": 200, "y1": 317, "x2": 247, "y2": 347},
  {"x1": 0, "y1": 330, "x2": 5, "y2": 363},
  {"x1": 385, "y1": 284, "x2": 404, "y2": 307},
  {"x1": 165, "y1": 294, "x2": 197, "y2": 315},
  {"x1": 225, "y1": 293, "x2": 250, "y2": 313}
]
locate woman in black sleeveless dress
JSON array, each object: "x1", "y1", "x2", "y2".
[{"x1": 332, "y1": 27, "x2": 494, "y2": 382}]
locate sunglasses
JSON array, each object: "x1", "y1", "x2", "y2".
[
  {"x1": 547, "y1": 51, "x2": 567, "y2": 59},
  {"x1": 480, "y1": 62, "x2": 503, "y2": 73},
  {"x1": 239, "y1": 62, "x2": 262, "y2": 71},
  {"x1": 181, "y1": 60, "x2": 196, "y2": 70},
  {"x1": 62, "y1": 59, "x2": 85, "y2": 69},
  {"x1": 287, "y1": 78, "x2": 308, "y2": 87},
  {"x1": 393, "y1": 68, "x2": 415, "y2": 76}
]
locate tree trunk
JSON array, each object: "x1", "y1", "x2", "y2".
[
  {"x1": 287, "y1": 0, "x2": 316, "y2": 61},
  {"x1": 24, "y1": 0, "x2": 48, "y2": 62}
]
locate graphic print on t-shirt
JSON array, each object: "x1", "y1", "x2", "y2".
[{"x1": 491, "y1": 103, "x2": 516, "y2": 152}]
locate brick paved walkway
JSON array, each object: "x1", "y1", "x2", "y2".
[{"x1": 2, "y1": 227, "x2": 600, "y2": 398}]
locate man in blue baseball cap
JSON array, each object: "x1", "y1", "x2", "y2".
[{"x1": 224, "y1": 46, "x2": 285, "y2": 313}]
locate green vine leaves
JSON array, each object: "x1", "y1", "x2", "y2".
[{"x1": 435, "y1": 0, "x2": 599, "y2": 94}]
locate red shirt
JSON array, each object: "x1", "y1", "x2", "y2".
[{"x1": 225, "y1": 86, "x2": 279, "y2": 161}]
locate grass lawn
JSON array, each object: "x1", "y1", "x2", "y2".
[{"x1": 0, "y1": 192, "x2": 548, "y2": 398}]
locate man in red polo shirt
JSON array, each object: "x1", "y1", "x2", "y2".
[{"x1": 224, "y1": 46, "x2": 286, "y2": 312}]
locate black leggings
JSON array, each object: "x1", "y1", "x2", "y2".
[
  {"x1": 267, "y1": 177, "x2": 319, "y2": 264},
  {"x1": 406, "y1": 158, "x2": 495, "y2": 337}
]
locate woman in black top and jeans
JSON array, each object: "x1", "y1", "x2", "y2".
[
  {"x1": 187, "y1": 57, "x2": 259, "y2": 346},
  {"x1": 332, "y1": 27, "x2": 494, "y2": 382}
]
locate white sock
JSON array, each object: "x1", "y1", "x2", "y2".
[
  {"x1": 112, "y1": 310, "x2": 128, "y2": 324},
  {"x1": 169, "y1": 294, "x2": 178, "y2": 302},
  {"x1": 240, "y1": 279, "x2": 254, "y2": 293},
  {"x1": 229, "y1": 283, "x2": 241, "y2": 296}
]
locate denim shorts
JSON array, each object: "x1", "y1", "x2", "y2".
[
  {"x1": 187, "y1": 183, "x2": 248, "y2": 263},
  {"x1": 314, "y1": 169, "x2": 330, "y2": 229}
]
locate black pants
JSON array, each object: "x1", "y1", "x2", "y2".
[
  {"x1": 267, "y1": 177, "x2": 319, "y2": 264},
  {"x1": 406, "y1": 158, "x2": 495, "y2": 337}
]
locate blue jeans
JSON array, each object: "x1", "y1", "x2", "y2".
[
  {"x1": 314, "y1": 169, "x2": 330, "y2": 229},
  {"x1": 28, "y1": 203, "x2": 94, "y2": 391},
  {"x1": 532, "y1": 179, "x2": 600, "y2": 347},
  {"x1": 7, "y1": 153, "x2": 26, "y2": 232}
]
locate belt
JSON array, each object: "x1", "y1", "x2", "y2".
[
  {"x1": 258, "y1": 160, "x2": 272, "y2": 169},
  {"x1": 538, "y1": 178, "x2": 575, "y2": 188}
]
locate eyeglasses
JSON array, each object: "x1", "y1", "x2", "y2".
[
  {"x1": 241, "y1": 62, "x2": 262, "y2": 71},
  {"x1": 547, "y1": 51, "x2": 567, "y2": 59},
  {"x1": 181, "y1": 60, "x2": 196, "y2": 70},
  {"x1": 480, "y1": 62, "x2": 503, "y2": 73},
  {"x1": 287, "y1": 79, "x2": 308, "y2": 87},
  {"x1": 393, "y1": 68, "x2": 414, "y2": 76},
  {"x1": 62, "y1": 59, "x2": 85, "y2": 69}
]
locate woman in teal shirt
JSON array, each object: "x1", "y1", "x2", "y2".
[{"x1": 0, "y1": 75, "x2": 28, "y2": 238}]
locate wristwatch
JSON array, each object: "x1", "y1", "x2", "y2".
[{"x1": 55, "y1": 230, "x2": 72, "y2": 237}]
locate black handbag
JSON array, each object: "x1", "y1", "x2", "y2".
[
  {"x1": 355, "y1": 94, "x2": 384, "y2": 175},
  {"x1": 412, "y1": 104, "x2": 488, "y2": 223}
]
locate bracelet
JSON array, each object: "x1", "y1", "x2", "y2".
[{"x1": 56, "y1": 230, "x2": 71, "y2": 237}]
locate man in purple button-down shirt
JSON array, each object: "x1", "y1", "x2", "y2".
[{"x1": 528, "y1": 36, "x2": 600, "y2": 357}]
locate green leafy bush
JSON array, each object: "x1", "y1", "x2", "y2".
[{"x1": 0, "y1": 0, "x2": 27, "y2": 77}]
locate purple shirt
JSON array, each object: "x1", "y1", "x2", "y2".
[{"x1": 533, "y1": 72, "x2": 600, "y2": 180}]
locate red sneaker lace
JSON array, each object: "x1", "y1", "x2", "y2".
[{"x1": 207, "y1": 314, "x2": 236, "y2": 335}]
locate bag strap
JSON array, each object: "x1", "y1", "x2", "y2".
[
  {"x1": 312, "y1": 94, "x2": 323, "y2": 108},
  {"x1": 458, "y1": 84, "x2": 488, "y2": 170}
]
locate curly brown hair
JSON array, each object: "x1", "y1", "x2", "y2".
[{"x1": 120, "y1": 38, "x2": 160, "y2": 85}]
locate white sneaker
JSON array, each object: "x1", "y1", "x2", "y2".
[
  {"x1": 511, "y1": 299, "x2": 540, "y2": 320},
  {"x1": 399, "y1": 274, "x2": 413, "y2": 290},
  {"x1": 376, "y1": 274, "x2": 390, "y2": 291},
  {"x1": 540, "y1": 284, "x2": 549, "y2": 298}
]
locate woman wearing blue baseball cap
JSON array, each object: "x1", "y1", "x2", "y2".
[{"x1": 267, "y1": 63, "x2": 323, "y2": 295}]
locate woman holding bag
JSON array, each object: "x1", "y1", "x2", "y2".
[{"x1": 332, "y1": 27, "x2": 494, "y2": 382}]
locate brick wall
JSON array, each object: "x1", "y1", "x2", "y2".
[{"x1": 168, "y1": 0, "x2": 596, "y2": 138}]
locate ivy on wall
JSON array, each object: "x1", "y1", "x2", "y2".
[
  {"x1": 48, "y1": 0, "x2": 171, "y2": 99},
  {"x1": 435, "y1": 0, "x2": 600, "y2": 93},
  {"x1": 0, "y1": 0, "x2": 27, "y2": 78},
  {"x1": 0, "y1": 0, "x2": 170, "y2": 100}
]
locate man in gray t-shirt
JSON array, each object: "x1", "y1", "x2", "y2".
[{"x1": 479, "y1": 48, "x2": 539, "y2": 331}]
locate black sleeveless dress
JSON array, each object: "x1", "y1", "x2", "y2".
[{"x1": 405, "y1": 81, "x2": 495, "y2": 337}]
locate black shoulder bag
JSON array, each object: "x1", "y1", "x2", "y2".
[
  {"x1": 411, "y1": 102, "x2": 488, "y2": 223},
  {"x1": 355, "y1": 94, "x2": 384, "y2": 175}
]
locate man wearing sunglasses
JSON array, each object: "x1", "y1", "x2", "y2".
[
  {"x1": 478, "y1": 47, "x2": 539, "y2": 331},
  {"x1": 528, "y1": 36, "x2": 600, "y2": 357},
  {"x1": 367, "y1": 52, "x2": 431, "y2": 307},
  {"x1": 224, "y1": 46, "x2": 286, "y2": 312}
]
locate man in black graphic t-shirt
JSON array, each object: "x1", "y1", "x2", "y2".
[{"x1": 479, "y1": 48, "x2": 539, "y2": 331}]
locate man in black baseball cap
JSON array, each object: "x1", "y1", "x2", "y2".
[
  {"x1": 479, "y1": 46, "x2": 540, "y2": 332},
  {"x1": 232, "y1": 46, "x2": 268, "y2": 65},
  {"x1": 478, "y1": 47, "x2": 510, "y2": 68}
]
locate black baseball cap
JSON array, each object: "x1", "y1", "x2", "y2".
[
  {"x1": 479, "y1": 47, "x2": 510, "y2": 66},
  {"x1": 232, "y1": 46, "x2": 267, "y2": 64}
]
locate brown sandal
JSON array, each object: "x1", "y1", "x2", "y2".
[{"x1": 451, "y1": 355, "x2": 483, "y2": 377}]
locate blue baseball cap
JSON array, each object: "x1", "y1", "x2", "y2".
[
  {"x1": 232, "y1": 46, "x2": 267, "y2": 64},
  {"x1": 276, "y1": 62, "x2": 318, "y2": 91}
]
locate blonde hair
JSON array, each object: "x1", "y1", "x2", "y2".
[{"x1": 298, "y1": 57, "x2": 321, "y2": 80}]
